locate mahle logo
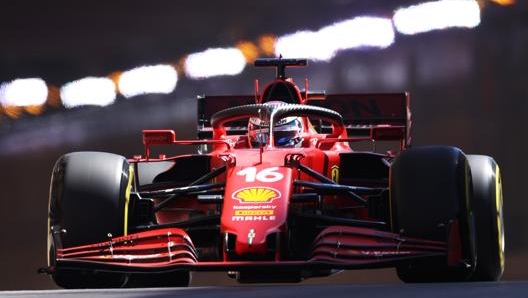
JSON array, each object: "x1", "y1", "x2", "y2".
[{"x1": 232, "y1": 187, "x2": 281, "y2": 203}]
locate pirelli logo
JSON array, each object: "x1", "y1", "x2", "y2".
[
  {"x1": 234, "y1": 210, "x2": 274, "y2": 216},
  {"x1": 232, "y1": 187, "x2": 281, "y2": 203}
]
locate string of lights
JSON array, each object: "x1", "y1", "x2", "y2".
[{"x1": 0, "y1": 0, "x2": 504, "y2": 120}]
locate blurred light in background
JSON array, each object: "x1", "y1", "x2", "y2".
[
  {"x1": 257, "y1": 34, "x2": 277, "y2": 56},
  {"x1": 0, "y1": 78, "x2": 48, "y2": 107},
  {"x1": 60, "y1": 77, "x2": 116, "y2": 108},
  {"x1": 118, "y1": 64, "x2": 178, "y2": 98},
  {"x1": 330, "y1": 17, "x2": 394, "y2": 49},
  {"x1": 489, "y1": 0, "x2": 515, "y2": 5},
  {"x1": 0, "y1": 0, "x2": 490, "y2": 119},
  {"x1": 236, "y1": 40, "x2": 260, "y2": 63},
  {"x1": 184, "y1": 48, "x2": 247, "y2": 79},
  {"x1": 275, "y1": 16, "x2": 394, "y2": 61},
  {"x1": 393, "y1": 0, "x2": 480, "y2": 35},
  {"x1": 276, "y1": 31, "x2": 333, "y2": 61}
]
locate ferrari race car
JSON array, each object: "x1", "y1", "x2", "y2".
[{"x1": 41, "y1": 58, "x2": 505, "y2": 288}]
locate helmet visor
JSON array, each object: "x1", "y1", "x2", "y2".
[
  {"x1": 251, "y1": 130, "x2": 299, "y2": 147},
  {"x1": 274, "y1": 130, "x2": 300, "y2": 147}
]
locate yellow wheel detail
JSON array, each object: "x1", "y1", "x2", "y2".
[
  {"x1": 123, "y1": 165, "x2": 134, "y2": 236},
  {"x1": 467, "y1": 154, "x2": 504, "y2": 281},
  {"x1": 495, "y1": 165, "x2": 505, "y2": 271}
]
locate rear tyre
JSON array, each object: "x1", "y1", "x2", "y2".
[
  {"x1": 47, "y1": 151, "x2": 132, "y2": 288},
  {"x1": 467, "y1": 155, "x2": 505, "y2": 281},
  {"x1": 390, "y1": 146, "x2": 475, "y2": 282}
]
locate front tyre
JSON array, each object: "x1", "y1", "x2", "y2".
[
  {"x1": 47, "y1": 151, "x2": 132, "y2": 288},
  {"x1": 467, "y1": 155, "x2": 505, "y2": 281},
  {"x1": 390, "y1": 146, "x2": 476, "y2": 282}
]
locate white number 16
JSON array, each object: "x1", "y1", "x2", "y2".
[{"x1": 236, "y1": 166, "x2": 284, "y2": 183}]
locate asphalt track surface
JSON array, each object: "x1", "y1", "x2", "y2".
[{"x1": 2, "y1": 282, "x2": 528, "y2": 298}]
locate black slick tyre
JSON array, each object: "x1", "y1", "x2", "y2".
[
  {"x1": 390, "y1": 146, "x2": 475, "y2": 282},
  {"x1": 47, "y1": 151, "x2": 132, "y2": 288}
]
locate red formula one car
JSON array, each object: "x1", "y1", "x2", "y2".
[{"x1": 41, "y1": 58, "x2": 504, "y2": 288}]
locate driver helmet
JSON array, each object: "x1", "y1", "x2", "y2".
[{"x1": 248, "y1": 102, "x2": 303, "y2": 148}]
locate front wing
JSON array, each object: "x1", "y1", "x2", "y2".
[{"x1": 43, "y1": 226, "x2": 455, "y2": 275}]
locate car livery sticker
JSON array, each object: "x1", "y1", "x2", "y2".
[
  {"x1": 232, "y1": 186, "x2": 281, "y2": 203},
  {"x1": 331, "y1": 165, "x2": 339, "y2": 183},
  {"x1": 231, "y1": 214, "x2": 277, "y2": 221},
  {"x1": 231, "y1": 205, "x2": 277, "y2": 221},
  {"x1": 248, "y1": 229, "x2": 256, "y2": 245},
  {"x1": 234, "y1": 209, "x2": 274, "y2": 216}
]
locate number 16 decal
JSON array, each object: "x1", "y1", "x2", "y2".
[{"x1": 236, "y1": 166, "x2": 284, "y2": 183}]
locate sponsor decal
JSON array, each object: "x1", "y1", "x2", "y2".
[
  {"x1": 232, "y1": 186, "x2": 281, "y2": 203},
  {"x1": 234, "y1": 209, "x2": 274, "y2": 216},
  {"x1": 233, "y1": 205, "x2": 277, "y2": 210},
  {"x1": 331, "y1": 165, "x2": 339, "y2": 183},
  {"x1": 231, "y1": 215, "x2": 277, "y2": 221},
  {"x1": 248, "y1": 229, "x2": 256, "y2": 245}
]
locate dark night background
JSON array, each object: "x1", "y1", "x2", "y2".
[{"x1": 1, "y1": 0, "x2": 527, "y2": 290}]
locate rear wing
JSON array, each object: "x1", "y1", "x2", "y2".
[{"x1": 197, "y1": 93, "x2": 411, "y2": 148}]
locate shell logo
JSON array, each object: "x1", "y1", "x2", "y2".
[{"x1": 232, "y1": 187, "x2": 281, "y2": 203}]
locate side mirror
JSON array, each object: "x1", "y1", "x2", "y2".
[
  {"x1": 142, "y1": 129, "x2": 176, "y2": 145},
  {"x1": 142, "y1": 130, "x2": 176, "y2": 159},
  {"x1": 370, "y1": 125, "x2": 405, "y2": 141}
]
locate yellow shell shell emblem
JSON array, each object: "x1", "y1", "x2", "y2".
[{"x1": 233, "y1": 187, "x2": 281, "y2": 203}]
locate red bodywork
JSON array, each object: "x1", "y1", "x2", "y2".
[{"x1": 46, "y1": 59, "x2": 459, "y2": 282}]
